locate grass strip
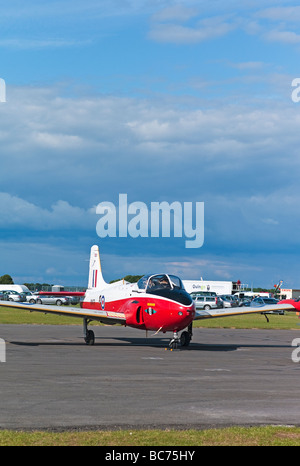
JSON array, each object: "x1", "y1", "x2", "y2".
[
  {"x1": 0, "y1": 305, "x2": 300, "y2": 330},
  {"x1": 0, "y1": 426, "x2": 300, "y2": 446}
]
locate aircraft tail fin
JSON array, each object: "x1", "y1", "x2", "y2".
[{"x1": 88, "y1": 245, "x2": 107, "y2": 289}]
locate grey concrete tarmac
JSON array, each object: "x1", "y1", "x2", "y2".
[{"x1": 0, "y1": 324, "x2": 300, "y2": 430}]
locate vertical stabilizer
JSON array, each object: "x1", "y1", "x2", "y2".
[{"x1": 88, "y1": 245, "x2": 107, "y2": 289}]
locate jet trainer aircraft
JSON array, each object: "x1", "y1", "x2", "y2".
[{"x1": 0, "y1": 245, "x2": 297, "y2": 349}]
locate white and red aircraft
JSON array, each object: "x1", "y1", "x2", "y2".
[{"x1": 0, "y1": 245, "x2": 297, "y2": 349}]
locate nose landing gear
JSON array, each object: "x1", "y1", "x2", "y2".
[{"x1": 168, "y1": 323, "x2": 193, "y2": 350}]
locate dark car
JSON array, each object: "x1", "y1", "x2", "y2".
[
  {"x1": 250, "y1": 297, "x2": 283, "y2": 314},
  {"x1": 239, "y1": 297, "x2": 252, "y2": 307},
  {"x1": 250, "y1": 297, "x2": 279, "y2": 306}
]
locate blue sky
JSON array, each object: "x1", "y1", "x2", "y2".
[{"x1": 1, "y1": 0, "x2": 300, "y2": 289}]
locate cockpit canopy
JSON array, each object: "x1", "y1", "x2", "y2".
[
  {"x1": 137, "y1": 274, "x2": 184, "y2": 293},
  {"x1": 137, "y1": 274, "x2": 192, "y2": 306}
]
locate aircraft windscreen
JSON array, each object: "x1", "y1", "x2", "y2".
[
  {"x1": 137, "y1": 275, "x2": 150, "y2": 290},
  {"x1": 168, "y1": 275, "x2": 183, "y2": 289},
  {"x1": 137, "y1": 274, "x2": 184, "y2": 292}
]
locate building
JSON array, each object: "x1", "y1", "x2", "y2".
[
  {"x1": 182, "y1": 280, "x2": 243, "y2": 295},
  {"x1": 279, "y1": 289, "x2": 300, "y2": 300}
]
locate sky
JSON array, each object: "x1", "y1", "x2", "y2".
[{"x1": 1, "y1": 0, "x2": 300, "y2": 289}]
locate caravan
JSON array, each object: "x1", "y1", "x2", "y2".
[
  {"x1": 0, "y1": 284, "x2": 30, "y2": 294},
  {"x1": 0, "y1": 284, "x2": 30, "y2": 302}
]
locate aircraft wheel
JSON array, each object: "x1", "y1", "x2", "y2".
[
  {"x1": 168, "y1": 330, "x2": 180, "y2": 350},
  {"x1": 85, "y1": 329, "x2": 95, "y2": 346},
  {"x1": 180, "y1": 331, "x2": 191, "y2": 347},
  {"x1": 169, "y1": 338, "x2": 178, "y2": 350}
]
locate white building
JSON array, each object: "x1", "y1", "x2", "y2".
[
  {"x1": 279, "y1": 289, "x2": 300, "y2": 300},
  {"x1": 183, "y1": 280, "x2": 235, "y2": 295}
]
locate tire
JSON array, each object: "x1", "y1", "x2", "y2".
[
  {"x1": 37, "y1": 299, "x2": 42, "y2": 304},
  {"x1": 56, "y1": 299, "x2": 62, "y2": 306},
  {"x1": 180, "y1": 331, "x2": 191, "y2": 347},
  {"x1": 204, "y1": 305, "x2": 211, "y2": 310},
  {"x1": 85, "y1": 330, "x2": 95, "y2": 346}
]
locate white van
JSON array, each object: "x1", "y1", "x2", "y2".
[{"x1": 0, "y1": 284, "x2": 30, "y2": 293}]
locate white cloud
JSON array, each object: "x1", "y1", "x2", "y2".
[
  {"x1": 149, "y1": 5, "x2": 238, "y2": 44},
  {"x1": 257, "y1": 6, "x2": 300, "y2": 22},
  {"x1": 230, "y1": 61, "x2": 265, "y2": 70},
  {"x1": 151, "y1": 5, "x2": 199, "y2": 23},
  {"x1": 0, "y1": 38, "x2": 92, "y2": 50},
  {"x1": 1, "y1": 83, "x2": 300, "y2": 273},
  {"x1": 1, "y1": 83, "x2": 300, "y2": 194},
  {"x1": 263, "y1": 29, "x2": 300, "y2": 44},
  {"x1": 0, "y1": 193, "x2": 96, "y2": 230},
  {"x1": 149, "y1": 21, "x2": 233, "y2": 44},
  {"x1": 253, "y1": 5, "x2": 300, "y2": 45},
  {"x1": 34, "y1": 131, "x2": 83, "y2": 148},
  {"x1": 148, "y1": 3, "x2": 300, "y2": 46}
]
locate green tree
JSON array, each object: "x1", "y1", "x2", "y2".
[
  {"x1": 109, "y1": 274, "x2": 143, "y2": 284},
  {"x1": 0, "y1": 274, "x2": 14, "y2": 284}
]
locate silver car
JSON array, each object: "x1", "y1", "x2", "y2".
[
  {"x1": 193, "y1": 295, "x2": 223, "y2": 310},
  {"x1": 219, "y1": 295, "x2": 238, "y2": 307},
  {"x1": 32, "y1": 295, "x2": 69, "y2": 306},
  {"x1": 2, "y1": 290, "x2": 26, "y2": 302}
]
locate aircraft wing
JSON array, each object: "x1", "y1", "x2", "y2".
[
  {"x1": 0, "y1": 301, "x2": 126, "y2": 325},
  {"x1": 194, "y1": 302, "x2": 296, "y2": 320}
]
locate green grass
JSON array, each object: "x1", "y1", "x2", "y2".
[
  {"x1": 0, "y1": 426, "x2": 300, "y2": 446},
  {"x1": 0, "y1": 304, "x2": 299, "y2": 330},
  {"x1": 0, "y1": 304, "x2": 101, "y2": 326}
]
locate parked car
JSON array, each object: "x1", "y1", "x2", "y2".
[
  {"x1": 24, "y1": 292, "x2": 38, "y2": 303},
  {"x1": 250, "y1": 297, "x2": 279, "y2": 306},
  {"x1": 239, "y1": 297, "x2": 252, "y2": 307},
  {"x1": 193, "y1": 295, "x2": 223, "y2": 310},
  {"x1": 250, "y1": 297, "x2": 283, "y2": 314},
  {"x1": 32, "y1": 295, "x2": 70, "y2": 306},
  {"x1": 218, "y1": 295, "x2": 238, "y2": 308},
  {"x1": 2, "y1": 290, "x2": 26, "y2": 302},
  {"x1": 66, "y1": 295, "x2": 80, "y2": 305}
]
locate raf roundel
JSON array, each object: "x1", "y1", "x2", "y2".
[{"x1": 101, "y1": 295, "x2": 105, "y2": 310}]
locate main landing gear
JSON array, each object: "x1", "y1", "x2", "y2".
[
  {"x1": 168, "y1": 323, "x2": 193, "y2": 350},
  {"x1": 83, "y1": 318, "x2": 95, "y2": 345},
  {"x1": 82, "y1": 318, "x2": 194, "y2": 349}
]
